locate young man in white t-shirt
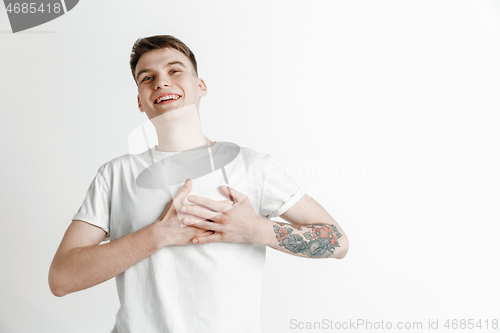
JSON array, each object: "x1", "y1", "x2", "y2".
[{"x1": 49, "y1": 35, "x2": 349, "y2": 333}]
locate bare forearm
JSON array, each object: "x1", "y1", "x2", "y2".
[
  {"x1": 49, "y1": 223, "x2": 160, "y2": 297},
  {"x1": 255, "y1": 219, "x2": 348, "y2": 259}
]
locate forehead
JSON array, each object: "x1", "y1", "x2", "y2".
[{"x1": 135, "y1": 48, "x2": 194, "y2": 77}]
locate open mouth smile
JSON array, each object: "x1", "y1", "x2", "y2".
[{"x1": 155, "y1": 94, "x2": 181, "y2": 104}]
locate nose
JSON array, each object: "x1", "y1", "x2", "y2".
[{"x1": 154, "y1": 74, "x2": 170, "y2": 90}]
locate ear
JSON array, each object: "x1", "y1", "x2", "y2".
[
  {"x1": 137, "y1": 95, "x2": 144, "y2": 112},
  {"x1": 198, "y1": 78, "x2": 207, "y2": 98}
]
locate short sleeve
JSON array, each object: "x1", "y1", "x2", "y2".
[
  {"x1": 72, "y1": 165, "x2": 111, "y2": 240},
  {"x1": 259, "y1": 155, "x2": 305, "y2": 218}
]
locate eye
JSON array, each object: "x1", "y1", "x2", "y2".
[
  {"x1": 142, "y1": 76, "x2": 153, "y2": 82},
  {"x1": 170, "y1": 69, "x2": 180, "y2": 74}
]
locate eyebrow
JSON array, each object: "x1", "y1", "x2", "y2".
[{"x1": 136, "y1": 61, "x2": 187, "y2": 81}]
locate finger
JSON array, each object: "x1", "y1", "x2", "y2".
[
  {"x1": 187, "y1": 219, "x2": 222, "y2": 233},
  {"x1": 187, "y1": 195, "x2": 232, "y2": 213},
  {"x1": 179, "y1": 215, "x2": 214, "y2": 227},
  {"x1": 219, "y1": 185, "x2": 247, "y2": 203},
  {"x1": 193, "y1": 232, "x2": 223, "y2": 244},
  {"x1": 182, "y1": 203, "x2": 226, "y2": 221}
]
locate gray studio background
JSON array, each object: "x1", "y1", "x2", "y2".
[{"x1": 1, "y1": 1, "x2": 499, "y2": 332}]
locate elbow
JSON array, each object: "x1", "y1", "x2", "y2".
[
  {"x1": 48, "y1": 266, "x2": 69, "y2": 297},
  {"x1": 335, "y1": 236, "x2": 349, "y2": 259},
  {"x1": 50, "y1": 287, "x2": 66, "y2": 298},
  {"x1": 48, "y1": 276, "x2": 66, "y2": 297},
  {"x1": 49, "y1": 281, "x2": 66, "y2": 298}
]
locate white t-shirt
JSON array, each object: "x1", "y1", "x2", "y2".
[{"x1": 72, "y1": 142, "x2": 304, "y2": 333}]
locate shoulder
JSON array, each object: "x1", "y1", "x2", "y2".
[
  {"x1": 95, "y1": 149, "x2": 153, "y2": 177},
  {"x1": 238, "y1": 145, "x2": 271, "y2": 166}
]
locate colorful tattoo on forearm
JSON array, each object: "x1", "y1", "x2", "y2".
[{"x1": 273, "y1": 222, "x2": 342, "y2": 258}]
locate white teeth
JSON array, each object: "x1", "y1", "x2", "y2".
[{"x1": 156, "y1": 95, "x2": 180, "y2": 103}]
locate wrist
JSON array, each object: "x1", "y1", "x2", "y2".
[
  {"x1": 251, "y1": 217, "x2": 272, "y2": 246},
  {"x1": 148, "y1": 221, "x2": 170, "y2": 250}
]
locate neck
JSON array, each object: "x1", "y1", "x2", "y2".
[{"x1": 150, "y1": 104, "x2": 212, "y2": 152}]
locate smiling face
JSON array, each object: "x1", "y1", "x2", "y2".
[{"x1": 135, "y1": 48, "x2": 207, "y2": 119}]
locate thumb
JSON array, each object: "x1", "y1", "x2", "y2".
[
  {"x1": 172, "y1": 178, "x2": 193, "y2": 208},
  {"x1": 175, "y1": 179, "x2": 192, "y2": 202},
  {"x1": 220, "y1": 185, "x2": 246, "y2": 203},
  {"x1": 174, "y1": 178, "x2": 193, "y2": 205},
  {"x1": 159, "y1": 179, "x2": 192, "y2": 221},
  {"x1": 171, "y1": 179, "x2": 192, "y2": 221}
]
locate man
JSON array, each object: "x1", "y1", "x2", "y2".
[{"x1": 49, "y1": 35, "x2": 348, "y2": 333}]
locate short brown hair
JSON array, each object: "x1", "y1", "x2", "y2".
[{"x1": 130, "y1": 35, "x2": 198, "y2": 83}]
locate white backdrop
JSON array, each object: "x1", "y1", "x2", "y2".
[{"x1": 1, "y1": 1, "x2": 499, "y2": 332}]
